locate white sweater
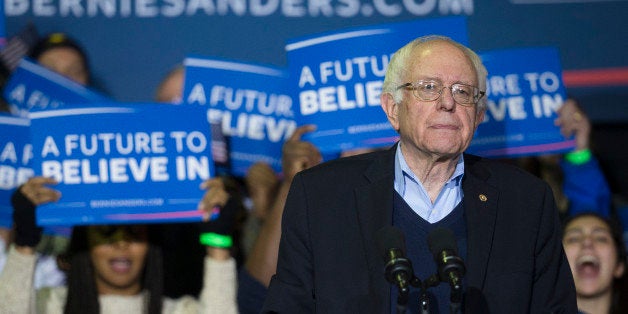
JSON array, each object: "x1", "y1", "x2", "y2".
[{"x1": 0, "y1": 246, "x2": 239, "y2": 314}]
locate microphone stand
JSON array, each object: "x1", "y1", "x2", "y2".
[
  {"x1": 418, "y1": 286, "x2": 430, "y2": 314},
  {"x1": 448, "y1": 271, "x2": 463, "y2": 314},
  {"x1": 396, "y1": 272, "x2": 461, "y2": 314},
  {"x1": 396, "y1": 276, "x2": 421, "y2": 314},
  {"x1": 419, "y1": 274, "x2": 440, "y2": 314},
  {"x1": 396, "y1": 284, "x2": 409, "y2": 314},
  {"x1": 424, "y1": 271, "x2": 464, "y2": 314}
]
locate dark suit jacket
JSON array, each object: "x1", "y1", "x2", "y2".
[{"x1": 262, "y1": 146, "x2": 577, "y2": 313}]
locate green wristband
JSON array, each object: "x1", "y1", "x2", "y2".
[
  {"x1": 565, "y1": 149, "x2": 592, "y2": 165},
  {"x1": 199, "y1": 232, "x2": 233, "y2": 248}
]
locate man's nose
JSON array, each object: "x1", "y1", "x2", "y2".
[{"x1": 437, "y1": 86, "x2": 456, "y2": 111}]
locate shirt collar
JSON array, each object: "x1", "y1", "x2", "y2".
[{"x1": 394, "y1": 144, "x2": 465, "y2": 195}]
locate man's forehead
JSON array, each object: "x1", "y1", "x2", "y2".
[{"x1": 405, "y1": 43, "x2": 476, "y2": 83}]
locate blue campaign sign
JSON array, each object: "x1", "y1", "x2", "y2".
[
  {"x1": 183, "y1": 56, "x2": 295, "y2": 177},
  {"x1": 286, "y1": 16, "x2": 469, "y2": 154},
  {"x1": 28, "y1": 103, "x2": 214, "y2": 226},
  {"x1": 0, "y1": 4, "x2": 5, "y2": 49},
  {"x1": 0, "y1": 114, "x2": 33, "y2": 228},
  {"x1": 3, "y1": 58, "x2": 110, "y2": 117},
  {"x1": 467, "y1": 47, "x2": 573, "y2": 158}
]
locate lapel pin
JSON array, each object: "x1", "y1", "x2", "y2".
[{"x1": 479, "y1": 194, "x2": 487, "y2": 202}]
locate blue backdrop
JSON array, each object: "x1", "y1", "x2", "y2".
[{"x1": 4, "y1": 0, "x2": 627, "y2": 123}]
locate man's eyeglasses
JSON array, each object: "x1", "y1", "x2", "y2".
[{"x1": 396, "y1": 80, "x2": 485, "y2": 106}]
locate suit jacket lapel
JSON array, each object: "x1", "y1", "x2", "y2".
[
  {"x1": 355, "y1": 147, "x2": 396, "y2": 311},
  {"x1": 462, "y1": 154, "x2": 499, "y2": 290}
]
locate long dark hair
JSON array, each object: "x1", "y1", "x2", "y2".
[{"x1": 60, "y1": 225, "x2": 164, "y2": 314}]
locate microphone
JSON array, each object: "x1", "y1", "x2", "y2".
[
  {"x1": 375, "y1": 226, "x2": 414, "y2": 309},
  {"x1": 427, "y1": 227, "x2": 466, "y2": 312}
]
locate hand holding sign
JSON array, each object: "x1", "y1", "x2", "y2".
[
  {"x1": 281, "y1": 125, "x2": 322, "y2": 183},
  {"x1": 245, "y1": 162, "x2": 279, "y2": 219},
  {"x1": 198, "y1": 178, "x2": 230, "y2": 222},
  {"x1": 198, "y1": 177, "x2": 242, "y2": 250},
  {"x1": 554, "y1": 99, "x2": 591, "y2": 152},
  {"x1": 17, "y1": 176, "x2": 61, "y2": 206},
  {"x1": 12, "y1": 177, "x2": 60, "y2": 248}
]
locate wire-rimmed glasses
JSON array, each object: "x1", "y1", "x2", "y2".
[{"x1": 396, "y1": 80, "x2": 485, "y2": 106}]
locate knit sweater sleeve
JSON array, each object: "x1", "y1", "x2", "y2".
[
  {"x1": 0, "y1": 245, "x2": 38, "y2": 314},
  {"x1": 198, "y1": 256, "x2": 238, "y2": 314}
]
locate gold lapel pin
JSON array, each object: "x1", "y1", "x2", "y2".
[{"x1": 479, "y1": 194, "x2": 488, "y2": 202}]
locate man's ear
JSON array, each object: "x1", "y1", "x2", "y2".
[
  {"x1": 474, "y1": 108, "x2": 486, "y2": 130},
  {"x1": 381, "y1": 92, "x2": 399, "y2": 131}
]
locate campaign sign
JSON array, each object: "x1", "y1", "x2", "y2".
[
  {"x1": 183, "y1": 56, "x2": 295, "y2": 177},
  {"x1": 286, "y1": 16, "x2": 469, "y2": 154},
  {"x1": 29, "y1": 103, "x2": 214, "y2": 226},
  {"x1": 0, "y1": 5, "x2": 5, "y2": 49},
  {"x1": 3, "y1": 58, "x2": 110, "y2": 117},
  {"x1": 0, "y1": 114, "x2": 33, "y2": 227},
  {"x1": 467, "y1": 47, "x2": 574, "y2": 158}
]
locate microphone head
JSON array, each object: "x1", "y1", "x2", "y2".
[
  {"x1": 427, "y1": 227, "x2": 458, "y2": 257},
  {"x1": 375, "y1": 226, "x2": 406, "y2": 260},
  {"x1": 375, "y1": 226, "x2": 414, "y2": 289},
  {"x1": 427, "y1": 227, "x2": 466, "y2": 280}
]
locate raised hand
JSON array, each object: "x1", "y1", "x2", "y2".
[
  {"x1": 281, "y1": 124, "x2": 322, "y2": 183},
  {"x1": 245, "y1": 162, "x2": 279, "y2": 220},
  {"x1": 12, "y1": 176, "x2": 60, "y2": 248},
  {"x1": 555, "y1": 99, "x2": 591, "y2": 151}
]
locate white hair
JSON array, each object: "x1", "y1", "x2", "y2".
[{"x1": 381, "y1": 35, "x2": 488, "y2": 111}]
